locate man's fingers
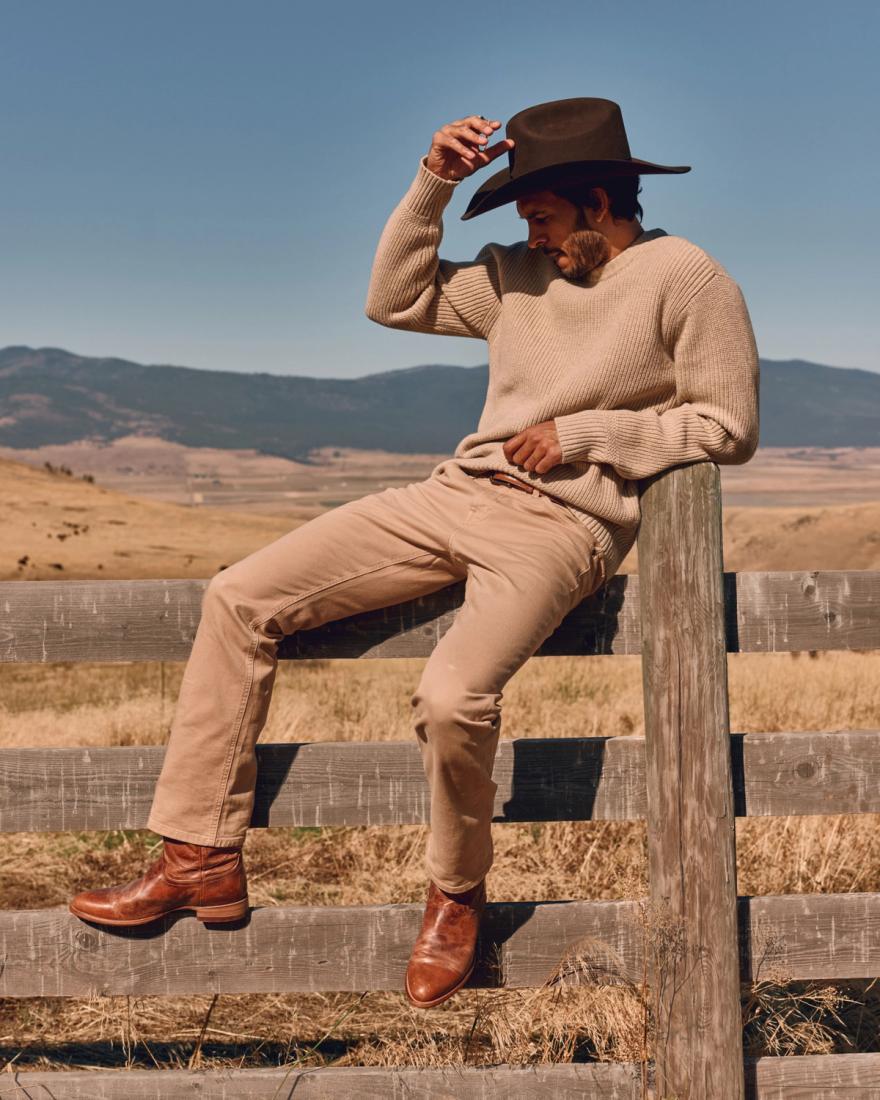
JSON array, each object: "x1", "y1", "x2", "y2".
[
  {"x1": 451, "y1": 123, "x2": 491, "y2": 148},
  {"x1": 472, "y1": 118, "x2": 501, "y2": 140},
  {"x1": 446, "y1": 122, "x2": 494, "y2": 152},
  {"x1": 502, "y1": 432, "x2": 524, "y2": 459},
  {"x1": 436, "y1": 131, "x2": 476, "y2": 160},
  {"x1": 431, "y1": 118, "x2": 506, "y2": 175},
  {"x1": 508, "y1": 442, "x2": 533, "y2": 467},
  {"x1": 502, "y1": 423, "x2": 560, "y2": 475},
  {"x1": 466, "y1": 116, "x2": 502, "y2": 133},
  {"x1": 525, "y1": 444, "x2": 545, "y2": 468},
  {"x1": 479, "y1": 138, "x2": 515, "y2": 163}
]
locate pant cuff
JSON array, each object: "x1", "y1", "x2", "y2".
[
  {"x1": 429, "y1": 872, "x2": 489, "y2": 894},
  {"x1": 426, "y1": 856, "x2": 490, "y2": 895},
  {"x1": 146, "y1": 812, "x2": 246, "y2": 849}
]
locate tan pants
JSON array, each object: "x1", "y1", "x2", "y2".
[{"x1": 147, "y1": 461, "x2": 606, "y2": 893}]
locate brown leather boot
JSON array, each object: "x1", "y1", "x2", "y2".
[
  {"x1": 68, "y1": 836, "x2": 249, "y2": 927},
  {"x1": 405, "y1": 879, "x2": 486, "y2": 1008}
]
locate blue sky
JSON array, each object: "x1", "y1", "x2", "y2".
[{"x1": 2, "y1": 0, "x2": 877, "y2": 378}]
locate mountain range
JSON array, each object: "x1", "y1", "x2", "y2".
[{"x1": 0, "y1": 346, "x2": 877, "y2": 457}]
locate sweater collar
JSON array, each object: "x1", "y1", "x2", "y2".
[{"x1": 583, "y1": 226, "x2": 668, "y2": 284}]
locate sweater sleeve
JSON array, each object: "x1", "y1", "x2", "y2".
[
  {"x1": 552, "y1": 273, "x2": 760, "y2": 479},
  {"x1": 364, "y1": 157, "x2": 502, "y2": 340}
]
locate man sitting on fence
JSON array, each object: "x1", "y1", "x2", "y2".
[{"x1": 69, "y1": 97, "x2": 760, "y2": 1010}]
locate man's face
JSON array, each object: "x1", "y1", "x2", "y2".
[{"x1": 516, "y1": 189, "x2": 610, "y2": 279}]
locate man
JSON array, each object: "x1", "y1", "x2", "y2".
[{"x1": 68, "y1": 97, "x2": 759, "y2": 1011}]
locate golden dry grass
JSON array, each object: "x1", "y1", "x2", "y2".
[
  {"x1": 2, "y1": 446, "x2": 880, "y2": 1075},
  {"x1": 2, "y1": 649, "x2": 880, "y2": 1073},
  {"x1": 4, "y1": 447, "x2": 880, "y2": 580}
]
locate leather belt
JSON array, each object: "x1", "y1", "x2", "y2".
[
  {"x1": 470, "y1": 469, "x2": 606, "y2": 589},
  {"x1": 481, "y1": 470, "x2": 565, "y2": 505}
]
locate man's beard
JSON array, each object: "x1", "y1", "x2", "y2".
[{"x1": 552, "y1": 228, "x2": 611, "y2": 280}]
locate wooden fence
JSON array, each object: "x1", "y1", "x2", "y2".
[{"x1": 1, "y1": 460, "x2": 879, "y2": 1098}]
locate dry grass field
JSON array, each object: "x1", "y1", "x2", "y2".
[
  {"x1": 1, "y1": 444, "x2": 879, "y2": 1074},
  {"x1": 2, "y1": 441, "x2": 880, "y2": 580}
]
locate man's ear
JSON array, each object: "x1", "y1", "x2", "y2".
[{"x1": 588, "y1": 187, "x2": 610, "y2": 224}]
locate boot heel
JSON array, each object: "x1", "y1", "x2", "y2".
[{"x1": 195, "y1": 898, "x2": 249, "y2": 923}]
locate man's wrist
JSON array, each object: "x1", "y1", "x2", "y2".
[
  {"x1": 421, "y1": 155, "x2": 462, "y2": 184},
  {"x1": 401, "y1": 156, "x2": 461, "y2": 221}
]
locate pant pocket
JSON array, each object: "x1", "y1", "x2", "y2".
[{"x1": 574, "y1": 541, "x2": 607, "y2": 597}]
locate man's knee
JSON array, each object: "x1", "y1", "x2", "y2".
[
  {"x1": 411, "y1": 675, "x2": 502, "y2": 742},
  {"x1": 202, "y1": 563, "x2": 265, "y2": 630},
  {"x1": 205, "y1": 563, "x2": 241, "y2": 604}
]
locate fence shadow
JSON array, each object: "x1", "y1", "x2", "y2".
[{"x1": 499, "y1": 738, "x2": 608, "y2": 822}]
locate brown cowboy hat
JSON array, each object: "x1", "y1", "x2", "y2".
[{"x1": 461, "y1": 97, "x2": 690, "y2": 221}]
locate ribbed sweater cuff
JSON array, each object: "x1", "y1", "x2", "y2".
[
  {"x1": 554, "y1": 411, "x2": 608, "y2": 464},
  {"x1": 401, "y1": 156, "x2": 460, "y2": 221}
]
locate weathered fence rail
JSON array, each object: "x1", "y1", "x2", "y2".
[
  {"x1": 1, "y1": 460, "x2": 878, "y2": 1098},
  {"x1": 1, "y1": 569, "x2": 878, "y2": 663},
  {"x1": 3, "y1": 1055, "x2": 880, "y2": 1100},
  {"x1": 3, "y1": 729, "x2": 880, "y2": 831},
  {"x1": 3, "y1": 892, "x2": 880, "y2": 997}
]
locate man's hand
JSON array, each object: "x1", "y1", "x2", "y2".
[
  {"x1": 502, "y1": 420, "x2": 563, "y2": 475},
  {"x1": 426, "y1": 116, "x2": 514, "y2": 183}
]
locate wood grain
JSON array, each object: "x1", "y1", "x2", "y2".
[
  {"x1": 3, "y1": 730, "x2": 880, "y2": 833},
  {"x1": 3, "y1": 893, "x2": 879, "y2": 998},
  {"x1": 0, "y1": 898, "x2": 642, "y2": 997},
  {"x1": 0, "y1": 1064, "x2": 644, "y2": 1099},
  {"x1": 1, "y1": 569, "x2": 877, "y2": 663},
  {"x1": 6, "y1": 1054, "x2": 880, "y2": 1098},
  {"x1": 748, "y1": 1052, "x2": 880, "y2": 1097},
  {"x1": 639, "y1": 462, "x2": 744, "y2": 1099}
]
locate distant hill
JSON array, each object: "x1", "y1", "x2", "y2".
[{"x1": 0, "y1": 346, "x2": 877, "y2": 457}]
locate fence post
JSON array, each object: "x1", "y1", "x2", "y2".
[{"x1": 637, "y1": 461, "x2": 743, "y2": 1099}]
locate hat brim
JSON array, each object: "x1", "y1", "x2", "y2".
[{"x1": 460, "y1": 158, "x2": 691, "y2": 221}]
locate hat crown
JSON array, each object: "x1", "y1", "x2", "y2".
[
  {"x1": 460, "y1": 96, "x2": 690, "y2": 221},
  {"x1": 505, "y1": 97, "x2": 632, "y2": 178}
]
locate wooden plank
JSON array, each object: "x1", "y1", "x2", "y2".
[
  {"x1": 0, "y1": 578, "x2": 207, "y2": 663},
  {"x1": 4, "y1": 729, "x2": 880, "y2": 833},
  {"x1": 734, "y1": 570, "x2": 880, "y2": 653},
  {"x1": 740, "y1": 892, "x2": 880, "y2": 982},
  {"x1": 638, "y1": 462, "x2": 744, "y2": 1098},
  {"x1": 3, "y1": 893, "x2": 880, "y2": 998},
  {"x1": 0, "y1": 575, "x2": 642, "y2": 662},
  {"x1": 749, "y1": 1052, "x2": 880, "y2": 1098},
  {"x1": 5, "y1": 1054, "x2": 880, "y2": 1099},
  {"x1": 1, "y1": 570, "x2": 878, "y2": 663},
  {"x1": 736, "y1": 728, "x2": 880, "y2": 817},
  {"x1": 0, "y1": 898, "x2": 642, "y2": 997},
  {"x1": 0, "y1": 1064, "x2": 644, "y2": 1099},
  {"x1": 0, "y1": 736, "x2": 645, "y2": 832}
]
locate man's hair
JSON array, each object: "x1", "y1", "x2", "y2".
[{"x1": 550, "y1": 175, "x2": 644, "y2": 223}]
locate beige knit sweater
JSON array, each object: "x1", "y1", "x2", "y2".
[{"x1": 365, "y1": 156, "x2": 760, "y2": 578}]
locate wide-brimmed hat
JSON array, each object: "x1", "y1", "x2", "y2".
[{"x1": 461, "y1": 97, "x2": 690, "y2": 221}]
